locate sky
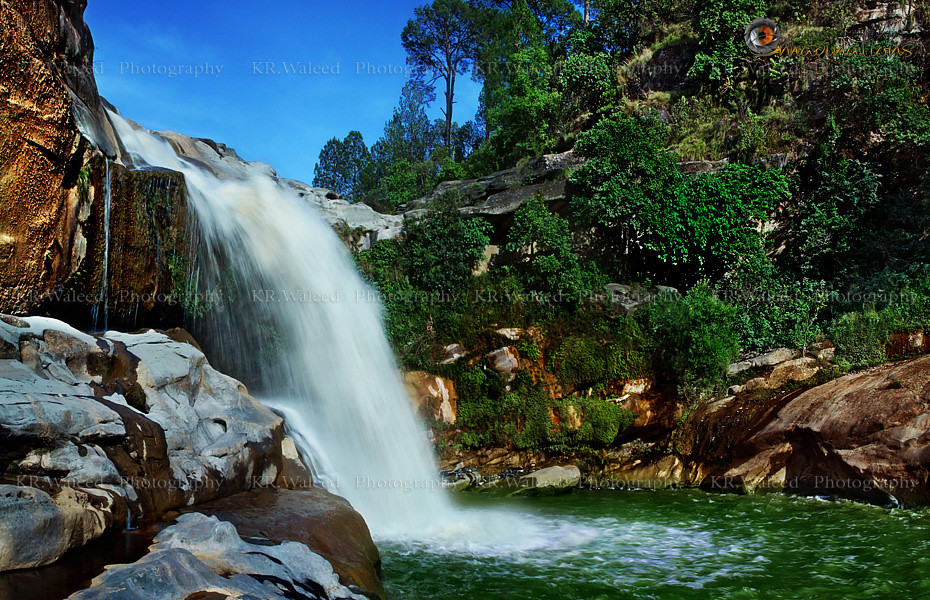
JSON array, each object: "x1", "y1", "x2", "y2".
[{"x1": 84, "y1": 0, "x2": 482, "y2": 183}]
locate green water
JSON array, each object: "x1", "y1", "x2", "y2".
[{"x1": 380, "y1": 490, "x2": 930, "y2": 600}]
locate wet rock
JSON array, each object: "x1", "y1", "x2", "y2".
[
  {"x1": 68, "y1": 512, "x2": 366, "y2": 600},
  {"x1": 184, "y1": 488, "x2": 384, "y2": 600}
]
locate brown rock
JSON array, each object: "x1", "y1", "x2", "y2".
[
  {"x1": 403, "y1": 371, "x2": 457, "y2": 424},
  {"x1": 0, "y1": 0, "x2": 98, "y2": 313},
  {"x1": 698, "y1": 356, "x2": 930, "y2": 505},
  {"x1": 186, "y1": 487, "x2": 385, "y2": 600}
]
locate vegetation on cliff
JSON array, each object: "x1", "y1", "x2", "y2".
[{"x1": 321, "y1": 0, "x2": 930, "y2": 453}]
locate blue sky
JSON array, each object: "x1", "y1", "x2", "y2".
[{"x1": 85, "y1": 0, "x2": 481, "y2": 182}]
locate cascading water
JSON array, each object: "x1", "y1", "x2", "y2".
[
  {"x1": 105, "y1": 109, "x2": 456, "y2": 536},
  {"x1": 91, "y1": 159, "x2": 111, "y2": 333}
]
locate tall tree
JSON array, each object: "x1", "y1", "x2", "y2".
[
  {"x1": 312, "y1": 131, "x2": 369, "y2": 200},
  {"x1": 402, "y1": 0, "x2": 480, "y2": 149}
]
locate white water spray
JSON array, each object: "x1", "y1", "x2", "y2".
[
  {"x1": 102, "y1": 110, "x2": 589, "y2": 553},
  {"x1": 106, "y1": 109, "x2": 455, "y2": 536}
]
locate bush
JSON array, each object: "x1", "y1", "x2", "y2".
[
  {"x1": 558, "y1": 52, "x2": 614, "y2": 114},
  {"x1": 554, "y1": 337, "x2": 606, "y2": 388},
  {"x1": 829, "y1": 310, "x2": 891, "y2": 369},
  {"x1": 638, "y1": 283, "x2": 740, "y2": 395},
  {"x1": 507, "y1": 193, "x2": 589, "y2": 297},
  {"x1": 562, "y1": 398, "x2": 634, "y2": 447},
  {"x1": 404, "y1": 196, "x2": 492, "y2": 292}
]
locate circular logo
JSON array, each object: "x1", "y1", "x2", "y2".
[{"x1": 744, "y1": 18, "x2": 781, "y2": 56}]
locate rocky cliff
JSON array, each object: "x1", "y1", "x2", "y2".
[{"x1": 0, "y1": 314, "x2": 383, "y2": 598}]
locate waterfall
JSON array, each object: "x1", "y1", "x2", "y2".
[
  {"x1": 104, "y1": 110, "x2": 455, "y2": 537},
  {"x1": 91, "y1": 159, "x2": 111, "y2": 333}
]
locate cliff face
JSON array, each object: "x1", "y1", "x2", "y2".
[{"x1": 0, "y1": 0, "x2": 99, "y2": 313}]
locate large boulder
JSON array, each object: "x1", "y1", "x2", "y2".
[
  {"x1": 186, "y1": 487, "x2": 385, "y2": 600},
  {"x1": 68, "y1": 513, "x2": 367, "y2": 600},
  {"x1": 0, "y1": 315, "x2": 311, "y2": 570},
  {"x1": 0, "y1": 484, "x2": 127, "y2": 571},
  {"x1": 698, "y1": 356, "x2": 930, "y2": 505}
]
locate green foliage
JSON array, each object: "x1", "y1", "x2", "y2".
[
  {"x1": 558, "y1": 52, "x2": 614, "y2": 114},
  {"x1": 829, "y1": 309, "x2": 891, "y2": 369},
  {"x1": 561, "y1": 398, "x2": 634, "y2": 447},
  {"x1": 404, "y1": 197, "x2": 492, "y2": 292},
  {"x1": 554, "y1": 336, "x2": 605, "y2": 388},
  {"x1": 637, "y1": 284, "x2": 740, "y2": 395},
  {"x1": 516, "y1": 338, "x2": 542, "y2": 361},
  {"x1": 689, "y1": 0, "x2": 768, "y2": 93},
  {"x1": 571, "y1": 114, "x2": 788, "y2": 284},
  {"x1": 793, "y1": 157, "x2": 881, "y2": 280},
  {"x1": 312, "y1": 131, "x2": 369, "y2": 200},
  {"x1": 828, "y1": 51, "x2": 930, "y2": 150},
  {"x1": 507, "y1": 193, "x2": 588, "y2": 297}
]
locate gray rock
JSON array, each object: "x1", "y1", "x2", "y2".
[
  {"x1": 487, "y1": 347, "x2": 519, "y2": 374},
  {"x1": 518, "y1": 465, "x2": 582, "y2": 493},
  {"x1": 0, "y1": 485, "x2": 125, "y2": 571},
  {"x1": 68, "y1": 513, "x2": 365, "y2": 600}
]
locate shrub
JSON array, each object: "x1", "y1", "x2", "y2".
[
  {"x1": 829, "y1": 310, "x2": 891, "y2": 369},
  {"x1": 404, "y1": 196, "x2": 492, "y2": 292},
  {"x1": 558, "y1": 52, "x2": 614, "y2": 114},
  {"x1": 554, "y1": 337, "x2": 606, "y2": 388},
  {"x1": 638, "y1": 283, "x2": 740, "y2": 395}
]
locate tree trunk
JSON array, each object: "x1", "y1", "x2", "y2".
[
  {"x1": 584, "y1": 0, "x2": 590, "y2": 25},
  {"x1": 445, "y1": 70, "x2": 455, "y2": 149}
]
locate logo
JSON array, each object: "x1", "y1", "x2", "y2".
[{"x1": 745, "y1": 18, "x2": 781, "y2": 56}]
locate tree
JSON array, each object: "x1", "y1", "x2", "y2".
[
  {"x1": 484, "y1": 0, "x2": 560, "y2": 164},
  {"x1": 357, "y1": 82, "x2": 441, "y2": 211},
  {"x1": 402, "y1": 0, "x2": 480, "y2": 149},
  {"x1": 507, "y1": 193, "x2": 586, "y2": 296},
  {"x1": 312, "y1": 131, "x2": 369, "y2": 200},
  {"x1": 404, "y1": 193, "x2": 492, "y2": 292}
]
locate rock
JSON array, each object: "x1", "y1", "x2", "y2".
[
  {"x1": 487, "y1": 347, "x2": 519, "y2": 374},
  {"x1": 403, "y1": 371, "x2": 457, "y2": 425},
  {"x1": 439, "y1": 342, "x2": 466, "y2": 365},
  {"x1": 699, "y1": 355, "x2": 930, "y2": 505},
  {"x1": 442, "y1": 470, "x2": 479, "y2": 491},
  {"x1": 727, "y1": 348, "x2": 800, "y2": 376},
  {"x1": 0, "y1": 484, "x2": 126, "y2": 571},
  {"x1": 0, "y1": 0, "x2": 105, "y2": 314},
  {"x1": 603, "y1": 283, "x2": 678, "y2": 314},
  {"x1": 621, "y1": 379, "x2": 652, "y2": 395},
  {"x1": 817, "y1": 347, "x2": 836, "y2": 362},
  {"x1": 0, "y1": 315, "x2": 308, "y2": 571},
  {"x1": 276, "y1": 435, "x2": 314, "y2": 489},
  {"x1": 603, "y1": 455, "x2": 700, "y2": 490},
  {"x1": 68, "y1": 512, "x2": 367, "y2": 600},
  {"x1": 183, "y1": 488, "x2": 384, "y2": 600},
  {"x1": 495, "y1": 328, "x2": 527, "y2": 341},
  {"x1": 766, "y1": 357, "x2": 821, "y2": 389},
  {"x1": 517, "y1": 465, "x2": 581, "y2": 494}
]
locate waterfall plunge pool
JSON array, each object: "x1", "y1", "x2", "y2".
[{"x1": 378, "y1": 489, "x2": 930, "y2": 600}]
